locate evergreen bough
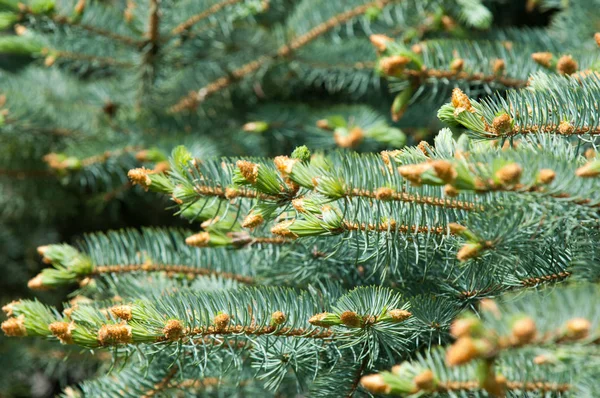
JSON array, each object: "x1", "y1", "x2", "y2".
[{"x1": 2, "y1": 0, "x2": 600, "y2": 396}]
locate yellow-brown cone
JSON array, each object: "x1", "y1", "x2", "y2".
[
  {"x1": 414, "y1": 369, "x2": 435, "y2": 391},
  {"x1": 511, "y1": 317, "x2": 537, "y2": 345},
  {"x1": 339, "y1": 311, "x2": 361, "y2": 327},
  {"x1": 1, "y1": 315, "x2": 27, "y2": 337},
  {"x1": 446, "y1": 337, "x2": 479, "y2": 366},
  {"x1": 213, "y1": 313, "x2": 230, "y2": 331},
  {"x1": 360, "y1": 374, "x2": 391, "y2": 394},
  {"x1": 110, "y1": 305, "x2": 133, "y2": 321},
  {"x1": 98, "y1": 323, "x2": 132, "y2": 345},
  {"x1": 531, "y1": 52, "x2": 553, "y2": 67},
  {"x1": 495, "y1": 163, "x2": 522, "y2": 185},
  {"x1": 163, "y1": 319, "x2": 184, "y2": 341},
  {"x1": 49, "y1": 321, "x2": 74, "y2": 344},
  {"x1": 556, "y1": 55, "x2": 578, "y2": 75},
  {"x1": 566, "y1": 318, "x2": 591, "y2": 340}
]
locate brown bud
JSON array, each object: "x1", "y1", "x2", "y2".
[
  {"x1": 74, "y1": 0, "x2": 85, "y2": 14},
  {"x1": 531, "y1": 52, "x2": 553, "y2": 67},
  {"x1": 411, "y1": 43, "x2": 423, "y2": 54},
  {"x1": 291, "y1": 198, "x2": 306, "y2": 213},
  {"x1": 241, "y1": 213, "x2": 264, "y2": 229},
  {"x1": 63, "y1": 306, "x2": 76, "y2": 319},
  {"x1": 98, "y1": 323, "x2": 132, "y2": 345},
  {"x1": 388, "y1": 309, "x2": 411, "y2": 322},
  {"x1": 451, "y1": 88, "x2": 473, "y2": 113},
  {"x1": 1, "y1": 315, "x2": 27, "y2": 337},
  {"x1": 163, "y1": 319, "x2": 184, "y2": 341},
  {"x1": 273, "y1": 155, "x2": 297, "y2": 175},
  {"x1": 479, "y1": 299, "x2": 501, "y2": 318},
  {"x1": 379, "y1": 55, "x2": 411, "y2": 75},
  {"x1": 36, "y1": 245, "x2": 49, "y2": 257},
  {"x1": 340, "y1": 311, "x2": 361, "y2": 327},
  {"x1": 225, "y1": 187, "x2": 240, "y2": 199},
  {"x1": 334, "y1": 127, "x2": 363, "y2": 148},
  {"x1": 375, "y1": 187, "x2": 394, "y2": 200},
  {"x1": 110, "y1": 305, "x2": 132, "y2": 321},
  {"x1": 595, "y1": 33, "x2": 600, "y2": 48},
  {"x1": 271, "y1": 220, "x2": 298, "y2": 239},
  {"x1": 153, "y1": 161, "x2": 170, "y2": 173},
  {"x1": 44, "y1": 55, "x2": 56, "y2": 67},
  {"x1": 417, "y1": 141, "x2": 431, "y2": 156},
  {"x1": 49, "y1": 321, "x2": 74, "y2": 344},
  {"x1": 316, "y1": 119, "x2": 332, "y2": 130},
  {"x1": 398, "y1": 163, "x2": 429, "y2": 186},
  {"x1": 360, "y1": 374, "x2": 391, "y2": 394},
  {"x1": 308, "y1": 312, "x2": 334, "y2": 327},
  {"x1": 450, "y1": 318, "x2": 479, "y2": 339},
  {"x1": 444, "y1": 184, "x2": 459, "y2": 197},
  {"x1": 135, "y1": 149, "x2": 149, "y2": 162},
  {"x1": 558, "y1": 120, "x2": 575, "y2": 135},
  {"x1": 127, "y1": 168, "x2": 152, "y2": 189},
  {"x1": 441, "y1": 15, "x2": 456, "y2": 31},
  {"x1": 448, "y1": 223, "x2": 466, "y2": 235},
  {"x1": 512, "y1": 317, "x2": 537, "y2": 344},
  {"x1": 533, "y1": 354, "x2": 552, "y2": 365},
  {"x1": 431, "y1": 160, "x2": 457, "y2": 183},
  {"x1": 585, "y1": 148, "x2": 596, "y2": 160},
  {"x1": 457, "y1": 243, "x2": 482, "y2": 262},
  {"x1": 271, "y1": 311, "x2": 286, "y2": 326},
  {"x1": 538, "y1": 169, "x2": 556, "y2": 184},
  {"x1": 27, "y1": 274, "x2": 47, "y2": 290},
  {"x1": 492, "y1": 114, "x2": 513, "y2": 135},
  {"x1": 566, "y1": 318, "x2": 591, "y2": 340},
  {"x1": 446, "y1": 337, "x2": 479, "y2": 366},
  {"x1": 414, "y1": 369, "x2": 435, "y2": 391},
  {"x1": 450, "y1": 58, "x2": 464, "y2": 73},
  {"x1": 556, "y1": 55, "x2": 578, "y2": 75},
  {"x1": 236, "y1": 160, "x2": 259, "y2": 184},
  {"x1": 495, "y1": 163, "x2": 522, "y2": 185},
  {"x1": 576, "y1": 162, "x2": 600, "y2": 177},
  {"x1": 213, "y1": 313, "x2": 230, "y2": 331},
  {"x1": 14, "y1": 24, "x2": 27, "y2": 36},
  {"x1": 492, "y1": 59, "x2": 505, "y2": 74},
  {"x1": 185, "y1": 232, "x2": 210, "y2": 247},
  {"x1": 2, "y1": 300, "x2": 20, "y2": 317},
  {"x1": 369, "y1": 34, "x2": 392, "y2": 52}
]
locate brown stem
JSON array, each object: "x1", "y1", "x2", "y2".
[
  {"x1": 347, "y1": 355, "x2": 370, "y2": 397},
  {"x1": 436, "y1": 380, "x2": 569, "y2": 393},
  {"x1": 171, "y1": 0, "x2": 244, "y2": 35},
  {"x1": 91, "y1": 263, "x2": 255, "y2": 284},
  {"x1": 169, "y1": 0, "x2": 395, "y2": 112},
  {"x1": 56, "y1": 51, "x2": 133, "y2": 67},
  {"x1": 80, "y1": 146, "x2": 142, "y2": 167},
  {"x1": 141, "y1": 367, "x2": 178, "y2": 398},
  {"x1": 51, "y1": 15, "x2": 142, "y2": 47},
  {"x1": 349, "y1": 188, "x2": 483, "y2": 211},
  {"x1": 405, "y1": 69, "x2": 528, "y2": 89},
  {"x1": 156, "y1": 325, "x2": 334, "y2": 343},
  {"x1": 520, "y1": 271, "x2": 571, "y2": 287},
  {"x1": 342, "y1": 220, "x2": 447, "y2": 235}
]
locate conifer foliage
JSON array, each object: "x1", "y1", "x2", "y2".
[{"x1": 2, "y1": 0, "x2": 600, "y2": 397}]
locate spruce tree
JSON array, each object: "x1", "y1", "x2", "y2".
[{"x1": 2, "y1": 0, "x2": 600, "y2": 396}]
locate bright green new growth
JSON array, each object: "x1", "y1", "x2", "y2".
[{"x1": 2, "y1": 0, "x2": 600, "y2": 397}]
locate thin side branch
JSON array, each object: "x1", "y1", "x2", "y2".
[
  {"x1": 169, "y1": 0, "x2": 395, "y2": 112},
  {"x1": 171, "y1": 0, "x2": 244, "y2": 35},
  {"x1": 92, "y1": 263, "x2": 255, "y2": 284}
]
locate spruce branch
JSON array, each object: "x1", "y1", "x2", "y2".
[
  {"x1": 439, "y1": 72, "x2": 600, "y2": 139},
  {"x1": 168, "y1": 0, "x2": 396, "y2": 112}
]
